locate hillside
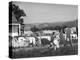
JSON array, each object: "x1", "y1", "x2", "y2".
[
  {"x1": 39, "y1": 19, "x2": 78, "y2": 28},
  {"x1": 24, "y1": 19, "x2": 78, "y2": 31}
]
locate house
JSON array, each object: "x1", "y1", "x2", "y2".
[
  {"x1": 37, "y1": 36, "x2": 51, "y2": 41},
  {"x1": 37, "y1": 30, "x2": 59, "y2": 41},
  {"x1": 64, "y1": 27, "x2": 78, "y2": 40},
  {"x1": 70, "y1": 27, "x2": 77, "y2": 33},
  {"x1": 9, "y1": 13, "x2": 21, "y2": 37},
  {"x1": 42, "y1": 30, "x2": 59, "y2": 35},
  {"x1": 24, "y1": 31, "x2": 33, "y2": 36},
  {"x1": 65, "y1": 27, "x2": 77, "y2": 34},
  {"x1": 70, "y1": 34, "x2": 78, "y2": 40}
]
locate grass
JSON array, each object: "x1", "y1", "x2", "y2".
[{"x1": 10, "y1": 43, "x2": 78, "y2": 58}]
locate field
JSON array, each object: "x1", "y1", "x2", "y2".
[{"x1": 10, "y1": 40, "x2": 78, "y2": 58}]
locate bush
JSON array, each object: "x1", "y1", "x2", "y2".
[{"x1": 41, "y1": 38, "x2": 50, "y2": 46}]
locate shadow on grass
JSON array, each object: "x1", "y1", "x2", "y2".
[{"x1": 10, "y1": 44, "x2": 78, "y2": 59}]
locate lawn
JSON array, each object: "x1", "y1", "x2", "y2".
[{"x1": 10, "y1": 43, "x2": 78, "y2": 58}]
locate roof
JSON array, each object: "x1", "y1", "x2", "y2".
[
  {"x1": 12, "y1": 12, "x2": 19, "y2": 23},
  {"x1": 42, "y1": 30, "x2": 59, "y2": 34}
]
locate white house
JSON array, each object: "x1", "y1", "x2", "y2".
[
  {"x1": 9, "y1": 23, "x2": 21, "y2": 37},
  {"x1": 64, "y1": 27, "x2": 78, "y2": 40},
  {"x1": 24, "y1": 31, "x2": 33, "y2": 36},
  {"x1": 37, "y1": 36, "x2": 51, "y2": 41},
  {"x1": 70, "y1": 34, "x2": 78, "y2": 40},
  {"x1": 9, "y1": 12, "x2": 21, "y2": 37},
  {"x1": 42, "y1": 30, "x2": 59, "y2": 35},
  {"x1": 70, "y1": 27, "x2": 76, "y2": 33},
  {"x1": 65, "y1": 27, "x2": 77, "y2": 34}
]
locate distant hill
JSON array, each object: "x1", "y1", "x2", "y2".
[
  {"x1": 24, "y1": 19, "x2": 78, "y2": 31},
  {"x1": 38, "y1": 19, "x2": 78, "y2": 29},
  {"x1": 62, "y1": 20, "x2": 78, "y2": 27}
]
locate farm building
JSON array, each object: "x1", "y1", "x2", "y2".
[
  {"x1": 64, "y1": 27, "x2": 78, "y2": 40},
  {"x1": 42, "y1": 30, "x2": 59, "y2": 35},
  {"x1": 9, "y1": 13, "x2": 21, "y2": 37},
  {"x1": 24, "y1": 31, "x2": 34, "y2": 36},
  {"x1": 65, "y1": 27, "x2": 77, "y2": 34}
]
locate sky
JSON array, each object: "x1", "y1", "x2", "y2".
[{"x1": 13, "y1": 1, "x2": 78, "y2": 24}]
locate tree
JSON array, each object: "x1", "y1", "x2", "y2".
[
  {"x1": 76, "y1": 26, "x2": 78, "y2": 36},
  {"x1": 61, "y1": 25, "x2": 67, "y2": 33},
  {"x1": 31, "y1": 26, "x2": 40, "y2": 32},
  {"x1": 54, "y1": 26, "x2": 61, "y2": 31},
  {"x1": 9, "y1": 2, "x2": 26, "y2": 35},
  {"x1": 42, "y1": 26, "x2": 55, "y2": 30},
  {"x1": 9, "y1": 2, "x2": 26, "y2": 24}
]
